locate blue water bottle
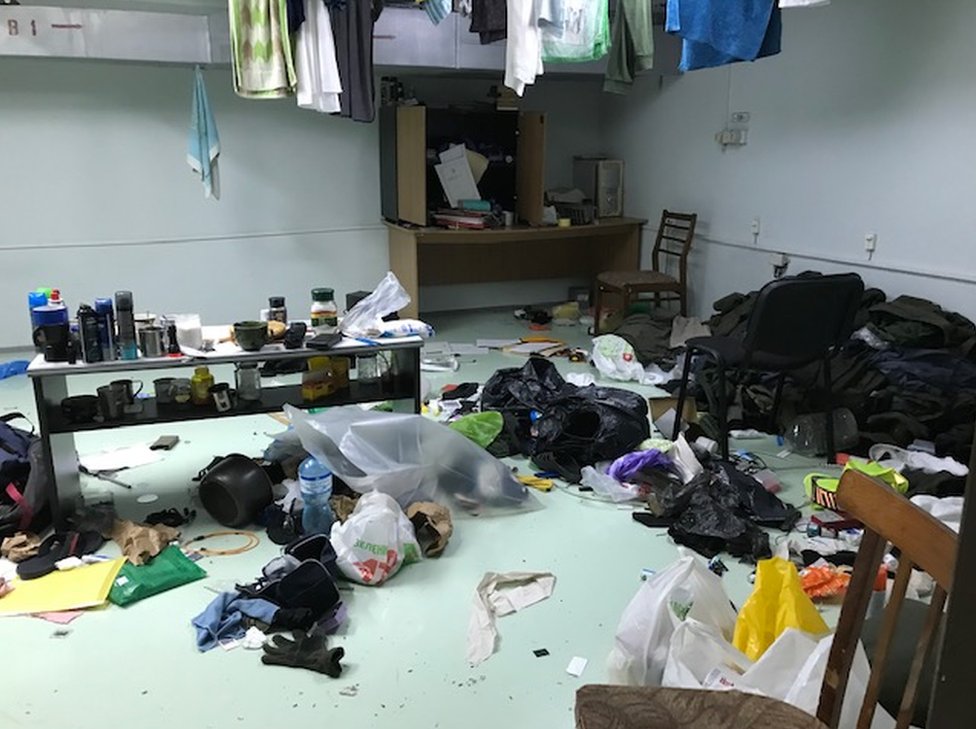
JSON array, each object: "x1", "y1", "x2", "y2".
[{"x1": 298, "y1": 456, "x2": 335, "y2": 535}]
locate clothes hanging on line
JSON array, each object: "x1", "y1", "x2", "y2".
[
  {"x1": 470, "y1": 0, "x2": 506, "y2": 44},
  {"x1": 295, "y1": 0, "x2": 343, "y2": 113},
  {"x1": 187, "y1": 66, "x2": 220, "y2": 200},
  {"x1": 603, "y1": 0, "x2": 655, "y2": 94},
  {"x1": 665, "y1": 0, "x2": 782, "y2": 72},
  {"x1": 285, "y1": 0, "x2": 306, "y2": 33},
  {"x1": 331, "y1": 0, "x2": 384, "y2": 122},
  {"x1": 504, "y1": 0, "x2": 550, "y2": 96},
  {"x1": 541, "y1": 0, "x2": 610, "y2": 64},
  {"x1": 229, "y1": 0, "x2": 297, "y2": 98},
  {"x1": 424, "y1": 0, "x2": 452, "y2": 25}
]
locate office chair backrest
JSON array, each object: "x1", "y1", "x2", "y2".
[
  {"x1": 817, "y1": 470, "x2": 957, "y2": 729},
  {"x1": 743, "y1": 273, "x2": 864, "y2": 364}
]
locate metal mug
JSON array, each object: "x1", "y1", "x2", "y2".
[
  {"x1": 110, "y1": 378, "x2": 143, "y2": 404},
  {"x1": 139, "y1": 326, "x2": 165, "y2": 358},
  {"x1": 154, "y1": 377, "x2": 176, "y2": 404},
  {"x1": 97, "y1": 385, "x2": 124, "y2": 421}
]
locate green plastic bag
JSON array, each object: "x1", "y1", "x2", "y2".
[
  {"x1": 449, "y1": 411, "x2": 504, "y2": 449},
  {"x1": 109, "y1": 545, "x2": 206, "y2": 607},
  {"x1": 541, "y1": 0, "x2": 610, "y2": 64}
]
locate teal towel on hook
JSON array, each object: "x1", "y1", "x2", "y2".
[{"x1": 187, "y1": 66, "x2": 221, "y2": 200}]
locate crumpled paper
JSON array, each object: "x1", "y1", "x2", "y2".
[
  {"x1": 1, "y1": 532, "x2": 41, "y2": 563},
  {"x1": 466, "y1": 571, "x2": 556, "y2": 666},
  {"x1": 330, "y1": 495, "x2": 360, "y2": 524},
  {"x1": 111, "y1": 519, "x2": 180, "y2": 565},
  {"x1": 406, "y1": 502, "x2": 453, "y2": 557}
]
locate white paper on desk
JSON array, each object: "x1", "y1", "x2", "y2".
[
  {"x1": 476, "y1": 339, "x2": 521, "y2": 349},
  {"x1": 423, "y1": 342, "x2": 448, "y2": 355},
  {"x1": 466, "y1": 571, "x2": 556, "y2": 666},
  {"x1": 80, "y1": 444, "x2": 161, "y2": 473},
  {"x1": 435, "y1": 157, "x2": 480, "y2": 208}
]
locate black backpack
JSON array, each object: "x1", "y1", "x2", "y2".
[{"x1": 0, "y1": 413, "x2": 51, "y2": 539}]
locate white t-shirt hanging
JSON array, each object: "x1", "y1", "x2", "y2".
[
  {"x1": 295, "y1": 0, "x2": 343, "y2": 113},
  {"x1": 504, "y1": 0, "x2": 554, "y2": 96}
]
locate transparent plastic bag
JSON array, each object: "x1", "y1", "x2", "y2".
[
  {"x1": 285, "y1": 405, "x2": 539, "y2": 515},
  {"x1": 340, "y1": 272, "x2": 411, "y2": 337}
]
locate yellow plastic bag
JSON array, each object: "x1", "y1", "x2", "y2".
[{"x1": 733, "y1": 557, "x2": 830, "y2": 660}]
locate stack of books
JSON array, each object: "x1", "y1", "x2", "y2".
[{"x1": 432, "y1": 208, "x2": 490, "y2": 230}]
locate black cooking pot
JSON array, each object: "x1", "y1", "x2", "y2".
[{"x1": 198, "y1": 454, "x2": 273, "y2": 528}]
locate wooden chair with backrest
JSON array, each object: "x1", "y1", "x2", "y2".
[
  {"x1": 593, "y1": 210, "x2": 697, "y2": 334},
  {"x1": 575, "y1": 470, "x2": 958, "y2": 729}
]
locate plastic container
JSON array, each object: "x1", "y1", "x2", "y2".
[
  {"x1": 302, "y1": 356, "x2": 336, "y2": 401},
  {"x1": 785, "y1": 408, "x2": 858, "y2": 456},
  {"x1": 299, "y1": 456, "x2": 335, "y2": 535},
  {"x1": 94, "y1": 298, "x2": 117, "y2": 361},
  {"x1": 268, "y1": 296, "x2": 288, "y2": 324},
  {"x1": 190, "y1": 366, "x2": 215, "y2": 406},
  {"x1": 310, "y1": 288, "x2": 338, "y2": 335}
]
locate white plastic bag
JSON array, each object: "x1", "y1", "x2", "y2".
[
  {"x1": 329, "y1": 492, "x2": 422, "y2": 585},
  {"x1": 662, "y1": 625, "x2": 896, "y2": 729},
  {"x1": 662, "y1": 618, "x2": 753, "y2": 690},
  {"x1": 341, "y1": 271, "x2": 411, "y2": 337},
  {"x1": 285, "y1": 405, "x2": 539, "y2": 515},
  {"x1": 592, "y1": 335, "x2": 647, "y2": 383},
  {"x1": 606, "y1": 550, "x2": 738, "y2": 686}
]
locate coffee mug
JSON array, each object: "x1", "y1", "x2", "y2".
[
  {"x1": 34, "y1": 323, "x2": 70, "y2": 362},
  {"x1": 154, "y1": 377, "x2": 176, "y2": 404},
  {"x1": 110, "y1": 379, "x2": 144, "y2": 404},
  {"x1": 97, "y1": 385, "x2": 124, "y2": 421}
]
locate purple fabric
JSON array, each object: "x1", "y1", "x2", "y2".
[{"x1": 608, "y1": 450, "x2": 671, "y2": 482}]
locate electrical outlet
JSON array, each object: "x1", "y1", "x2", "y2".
[
  {"x1": 864, "y1": 233, "x2": 878, "y2": 252},
  {"x1": 731, "y1": 111, "x2": 751, "y2": 124},
  {"x1": 751, "y1": 218, "x2": 761, "y2": 236}
]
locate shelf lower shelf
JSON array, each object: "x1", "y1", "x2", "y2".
[{"x1": 45, "y1": 379, "x2": 416, "y2": 434}]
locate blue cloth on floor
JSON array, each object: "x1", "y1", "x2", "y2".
[
  {"x1": 192, "y1": 591, "x2": 278, "y2": 652},
  {"x1": 0, "y1": 361, "x2": 29, "y2": 380},
  {"x1": 187, "y1": 65, "x2": 220, "y2": 199},
  {"x1": 666, "y1": 0, "x2": 782, "y2": 71}
]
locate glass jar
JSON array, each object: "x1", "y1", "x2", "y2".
[
  {"x1": 332, "y1": 357, "x2": 350, "y2": 389},
  {"x1": 235, "y1": 363, "x2": 262, "y2": 401},
  {"x1": 268, "y1": 296, "x2": 288, "y2": 324},
  {"x1": 310, "y1": 288, "x2": 338, "y2": 334},
  {"x1": 358, "y1": 353, "x2": 379, "y2": 384},
  {"x1": 190, "y1": 366, "x2": 214, "y2": 405}
]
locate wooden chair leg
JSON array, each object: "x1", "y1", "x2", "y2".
[
  {"x1": 653, "y1": 291, "x2": 661, "y2": 309},
  {"x1": 680, "y1": 285, "x2": 688, "y2": 317}
]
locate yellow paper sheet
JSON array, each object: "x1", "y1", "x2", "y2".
[{"x1": 0, "y1": 558, "x2": 125, "y2": 616}]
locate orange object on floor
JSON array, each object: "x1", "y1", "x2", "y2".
[{"x1": 801, "y1": 565, "x2": 851, "y2": 599}]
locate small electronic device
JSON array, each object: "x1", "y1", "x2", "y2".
[
  {"x1": 307, "y1": 331, "x2": 343, "y2": 350},
  {"x1": 150, "y1": 435, "x2": 180, "y2": 451}
]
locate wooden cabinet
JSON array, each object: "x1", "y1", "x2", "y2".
[{"x1": 379, "y1": 106, "x2": 546, "y2": 227}]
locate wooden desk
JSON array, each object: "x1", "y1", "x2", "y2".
[{"x1": 386, "y1": 217, "x2": 646, "y2": 318}]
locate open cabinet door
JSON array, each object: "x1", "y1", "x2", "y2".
[
  {"x1": 396, "y1": 105, "x2": 427, "y2": 226},
  {"x1": 516, "y1": 111, "x2": 546, "y2": 226}
]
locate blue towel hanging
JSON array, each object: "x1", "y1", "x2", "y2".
[
  {"x1": 187, "y1": 66, "x2": 221, "y2": 200},
  {"x1": 666, "y1": 0, "x2": 782, "y2": 72}
]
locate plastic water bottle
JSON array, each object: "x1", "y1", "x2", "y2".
[
  {"x1": 299, "y1": 457, "x2": 335, "y2": 535},
  {"x1": 785, "y1": 408, "x2": 858, "y2": 456}
]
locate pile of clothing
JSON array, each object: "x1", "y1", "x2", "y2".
[{"x1": 683, "y1": 281, "x2": 976, "y2": 474}]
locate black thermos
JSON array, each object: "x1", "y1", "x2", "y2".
[
  {"x1": 115, "y1": 290, "x2": 137, "y2": 360},
  {"x1": 77, "y1": 305, "x2": 103, "y2": 363}
]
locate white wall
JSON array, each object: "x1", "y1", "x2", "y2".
[
  {"x1": 601, "y1": 0, "x2": 976, "y2": 320},
  {"x1": 0, "y1": 58, "x2": 388, "y2": 348}
]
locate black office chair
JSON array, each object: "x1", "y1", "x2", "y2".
[{"x1": 671, "y1": 273, "x2": 865, "y2": 462}]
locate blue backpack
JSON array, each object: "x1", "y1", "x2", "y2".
[{"x1": 0, "y1": 413, "x2": 50, "y2": 538}]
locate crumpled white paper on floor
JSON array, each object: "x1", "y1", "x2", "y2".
[{"x1": 466, "y1": 571, "x2": 556, "y2": 666}]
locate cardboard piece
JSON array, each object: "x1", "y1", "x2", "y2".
[
  {"x1": 406, "y1": 501, "x2": 453, "y2": 557},
  {"x1": 111, "y1": 519, "x2": 180, "y2": 566}
]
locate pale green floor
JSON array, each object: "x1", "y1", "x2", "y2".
[{"x1": 0, "y1": 309, "x2": 838, "y2": 729}]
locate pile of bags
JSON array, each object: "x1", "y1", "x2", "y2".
[{"x1": 607, "y1": 551, "x2": 893, "y2": 729}]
